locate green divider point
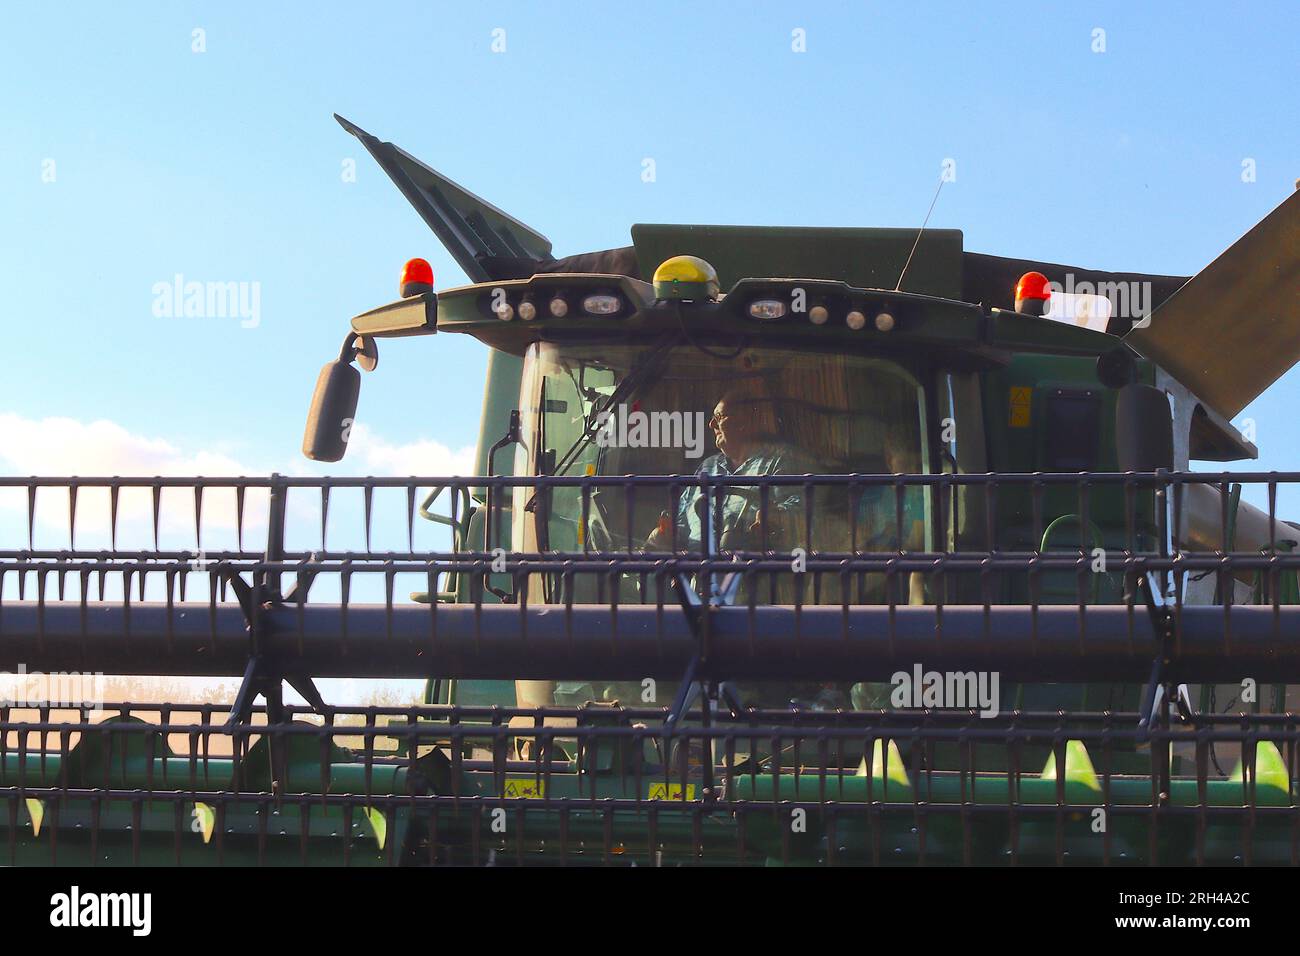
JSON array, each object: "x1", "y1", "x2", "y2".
[
  {"x1": 1228, "y1": 741, "x2": 1289, "y2": 793},
  {"x1": 192, "y1": 802, "x2": 216, "y2": 844},
  {"x1": 24, "y1": 798, "x2": 44, "y2": 837},
  {"x1": 864, "y1": 739, "x2": 910, "y2": 789},
  {"x1": 363, "y1": 806, "x2": 387, "y2": 851},
  {"x1": 1040, "y1": 740, "x2": 1101, "y2": 792}
]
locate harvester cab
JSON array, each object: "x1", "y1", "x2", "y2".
[{"x1": 306, "y1": 117, "x2": 1300, "y2": 726}]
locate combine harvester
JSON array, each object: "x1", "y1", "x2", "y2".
[{"x1": 1, "y1": 116, "x2": 1298, "y2": 866}]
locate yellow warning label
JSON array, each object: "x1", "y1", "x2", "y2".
[
  {"x1": 503, "y1": 778, "x2": 547, "y2": 798},
  {"x1": 647, "y1": 783, "x2": 695, "y2": 801},
  {"x1": 1009, "y1": 387, "x2": 1032, "y2": 428}
]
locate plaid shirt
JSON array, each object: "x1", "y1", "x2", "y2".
[{"x1": 674, "y1": 442, "x2": 812, "y2": 549}]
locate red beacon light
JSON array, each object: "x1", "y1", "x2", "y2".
[
  {"x1": 1014, "y1": 271, "x2": 1051, "y2": 316},
  {"x1": 400, "y1": 258, "x2": 434, "y2": 298}
]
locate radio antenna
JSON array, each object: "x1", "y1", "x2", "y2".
[{"x1": 894, "y1": 173, "x2": 947, "y2": 293}]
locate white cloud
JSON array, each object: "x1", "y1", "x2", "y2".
[
  {"x1": 0, "y1": 413, "x2": 476, "y2": 552},
  {"x1": 0, "y1": 413, "x2": 264, "y2": 549},
  {"x1": 0, "y1": 413, "x2": 250, "y2": 477},
  {"x1": 0, "y1": 412, "x2": 476, "y2": 480},
  {"x1": 342, "y1": 422, "x2": 475, "y2": 476},
  {"x1": 0, "y1": 413, "x2": 473, "y2": 707}
]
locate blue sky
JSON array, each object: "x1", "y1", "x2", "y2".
[{"x1": 1, "y1": 1, "x2": 1297, "y2": 477}]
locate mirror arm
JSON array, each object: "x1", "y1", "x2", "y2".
[
  {"x1": 336, "y1": 332, "x2": 360, "y2": 364},
  {"x1": 484, "y1": 410, "x2": 522, "y2": 603}
]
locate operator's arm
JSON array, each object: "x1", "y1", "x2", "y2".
[
  {"x1": 744, "y1": 444, "x2": 815, "y2": 549},
  {"x1": 645, "y1": 457, "x2": 719, "y2": 550}
]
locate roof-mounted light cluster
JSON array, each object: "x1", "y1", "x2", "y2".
[
  {"x1": 711, "y1": 272, "x2": 903, "y2": 332},
  {"x1": 741, "y1": 288, "x2": 897, "y2": 333},
  {"x1": 483, "y1": 287, "x2": 629, "y2": 321}
]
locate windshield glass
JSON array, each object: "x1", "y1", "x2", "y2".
[
  {"x1": 514, "y1": 337, "x2": 930, "y2": 560},
  {"x1": 507, "y1": 336, "x2": 932, "y2": 715}
]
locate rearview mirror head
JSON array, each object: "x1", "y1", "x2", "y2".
[
  {"x1": 1115, "y1": 384, "x2": 1174, "y2": 472},
  {"x1": 302, "y1": 359, "x2": 361, "y2": 462}
]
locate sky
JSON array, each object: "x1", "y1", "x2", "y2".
[{"x1": 0, "y1": 2, "x2": 1297, "y2": 700}]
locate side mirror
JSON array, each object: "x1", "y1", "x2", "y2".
[
  {"x1": 302, "y1": 336, "x2": 366, "y2": 462},
  {"x1": 1115, "y1": 384, "x2": 1174, "y2": 471}
]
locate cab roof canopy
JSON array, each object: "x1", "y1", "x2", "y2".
[
  {"x1": 337, "y1": 112, "x2": 1187, "y2": 324},
  {"x1": 340, "y1": 114, "x2": 1300, "y2": 426},
  {"x1": 536, "y1": 227, "x2": 1190, "y2": 335}
]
